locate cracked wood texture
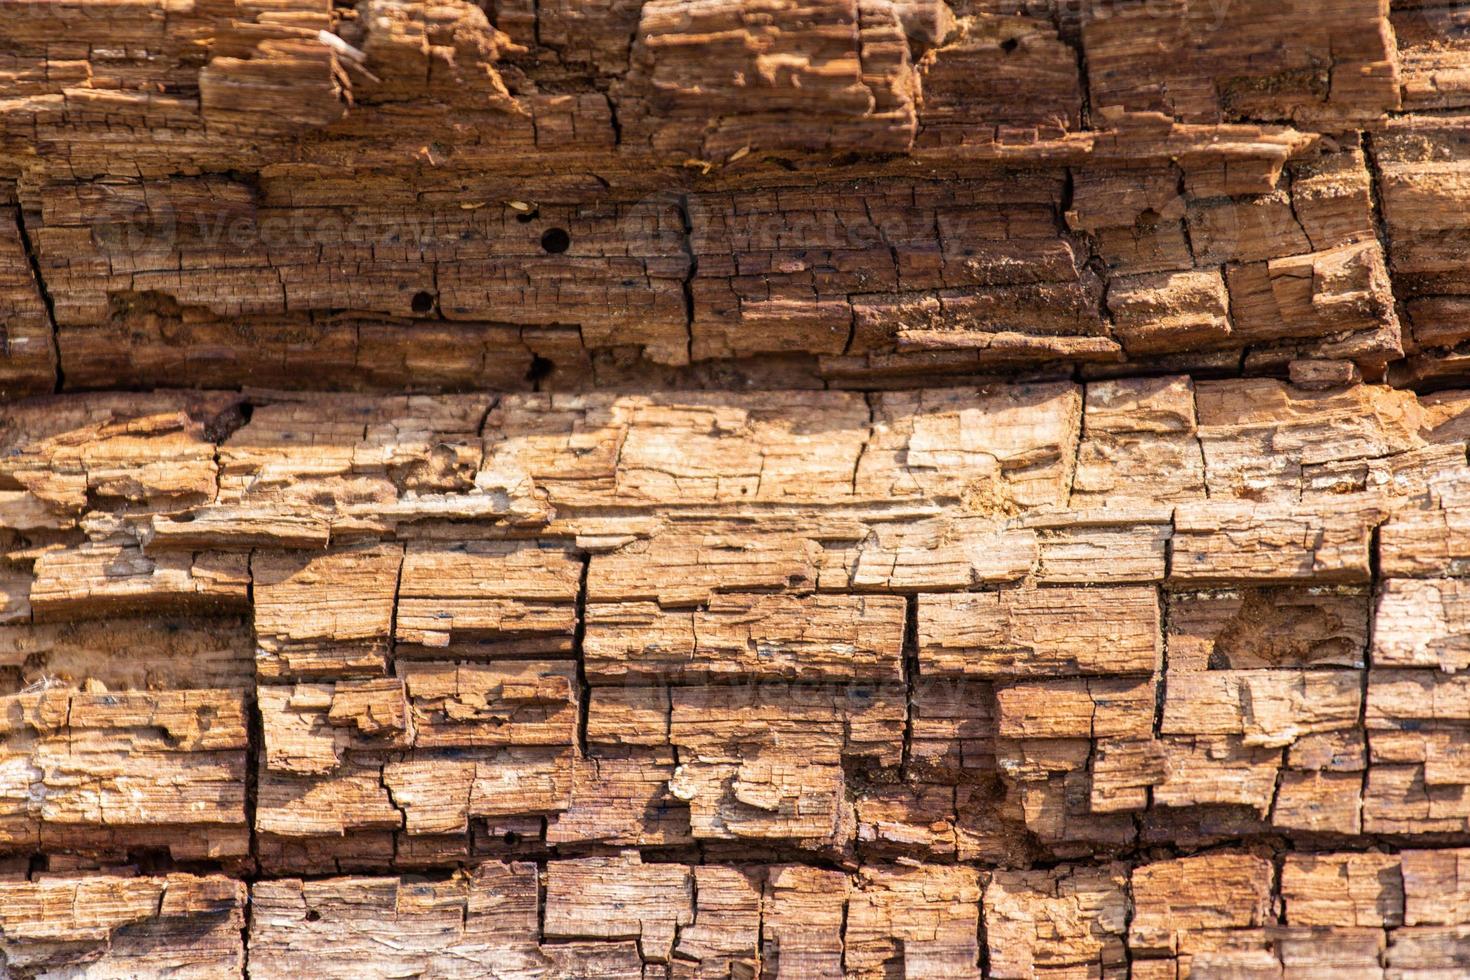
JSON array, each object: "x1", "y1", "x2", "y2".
[{"x1": 4, "y1": 1, "x2": 1470, "y2": 978}]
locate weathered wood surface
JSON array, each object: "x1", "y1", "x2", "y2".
[
  {"x1": 0, "y1": 375, "x2": 1464, "y2": 973},
  {"x1": 7, "y1": 1, "x2": 1470, "y2": 976},
  {"x1": 0, "y1": 0, "x2": 1466, "y2": 395}
]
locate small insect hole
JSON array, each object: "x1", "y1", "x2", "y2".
[{"x1": 526, "y1": 355, "x2": 555, "y2": 385}]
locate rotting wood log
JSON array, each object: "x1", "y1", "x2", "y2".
[{"x1": 5, "y1": 2, "x2": 1470, "y2": 976}]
